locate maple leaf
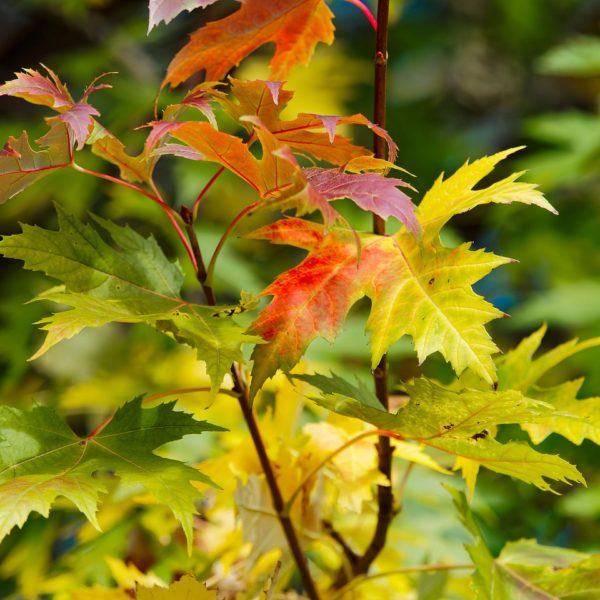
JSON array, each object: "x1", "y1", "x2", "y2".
[
  {"x1": 247, "y1": 149, "x2": 557, "y2": 394},
  {"x1": 156, "y1": 100, "x2": 411, "y2": 228},
  {"x1": 150, "y1": 79, "x2": 402, "y2": 223},
  {"x1": 88, "y1": 123, "x2": 152, "y2": 183},
  {"x1": 0, "y1": 65, "x2": 72, "y2": 108},
  {"x1": 218, "y1": 79, "x2": 394, "y2": 165},
  {"x1": 148, "y1": 0, "x2": 219, "y2": 32},
  {"x1": 0, "y1": 205, "x2": 259, "y2": 392},
  {"x1": 0, "y1": 122, "x2": 71, "y2": 203},
  {"x1": 247, "y1": 218, "x2": 509, "y2": 395},
  {"x1": 0, "y1": 66, "x2": 110, "y2": 149},
  {"x1": 297, "y1": 373, "x2": 583, "y2": 492},
  {"x1": 164, "y1": 0, "x2": 335, "y2": 87},
  {"x1": 0, "y1": 397, "x2": 224, "y2": 549}
]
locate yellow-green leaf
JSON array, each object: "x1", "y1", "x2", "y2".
[{"x1": 417, "y1": 148, "x2": 556, "y2": 241}]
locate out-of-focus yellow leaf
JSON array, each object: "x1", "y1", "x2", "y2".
[
  {"x1": 137, "y1": 574, "x2": 216, "y2": 599},
  {"x1": 105, "y1": 556, "x2": 166, "y2": 590}
]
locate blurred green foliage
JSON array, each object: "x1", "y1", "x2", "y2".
[{"x1": 0, "y1": 0, "x2": 599, "y2": 596}]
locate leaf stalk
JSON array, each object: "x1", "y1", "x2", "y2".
[{"x1": 71, "y1": 163, "x2": 198, "y2": 270}]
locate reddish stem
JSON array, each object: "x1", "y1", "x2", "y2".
[
  {"x1": 192, "y1": 166, "x2": 225, "y2": 221},
  {"x1": 83, "y1": 415, "x2": 113, "y2": 441},
  {"x1": 345, "y1": 0, "x2": 378, "y2": 30},
  {"x1": 71, "y1": 163, "x2": 198, "y2": 271},
  {"x1": 72, "y1": 163, "x2": 165, "y2": 206}
]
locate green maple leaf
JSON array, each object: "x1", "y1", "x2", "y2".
[
  {"x1": 295, "y1": 373, "x2": 583, "y2": 492},
  {"x1": 0, "y1": 397, "x2": 224, "y2": 549},
  {"x1": 0, "y1": 205, "x2": 260, "y2": 392},
  {"x1": 449, "y1": 486, "x2": 600, "y2": 599}
]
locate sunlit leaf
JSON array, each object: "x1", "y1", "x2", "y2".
[
  {"x1": 417, "y1": 148, "x2": 556, "y2": 242},
  {"x1": 249, "y1": 219, "x2": 510, "y2": 394},
  {"x1": 297, "y1": 374, "x2": 583, "y2": 491}
]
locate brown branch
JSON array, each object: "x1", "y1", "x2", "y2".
[
  {"x1": 331, "y1": 0, "x2": 395, "y2": 588},
  {"x1": 362, "y1": 0, "x2": 395, "y2": 575},
  {"x1": 184, "y1": 218, "x2": 321, "y2": 600}
]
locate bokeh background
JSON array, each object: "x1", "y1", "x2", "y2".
[{"x1": 0, "y1": 0, "x2": 599, "y2": 597}]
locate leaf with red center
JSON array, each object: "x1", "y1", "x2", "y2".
[
  {"x1": 304, "y1": 167, "x2": 419, "y2": 235},
  {"x1": 164, "y1": 0, "x2": 335, "y2": 86},
  {"x1": 247, "y1": 149, "x2": 555, "y2": 395},
  {"x1": 247, "y1": 218, "x2": 510, "y2": 396},
  {"x1": 148, "y1": 0, "x2": 219, "y2": 31}
]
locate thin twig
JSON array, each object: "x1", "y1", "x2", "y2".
[
  {"x1": 83, "y1": 414, "x2": 113, "y2": 440},
  {"x1": 143, "y1": 387, "x2": 240, "y2": 403},
  {"x1": 193, "y1": 166, "x2": 225, "y2": 221},
  {"x1": 330, "y1": 0, "x2": 395, "y2": 588},
  {"x1": 71, "y1": 163, "x2": 198, "y2": 270},
  {"x1": 344, "y1": 0, "x2": 378, "y2": 30}
]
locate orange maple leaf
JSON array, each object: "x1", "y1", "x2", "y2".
[{"x1": 164, "y1": 0, "x2": 335, "y2": 87}]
